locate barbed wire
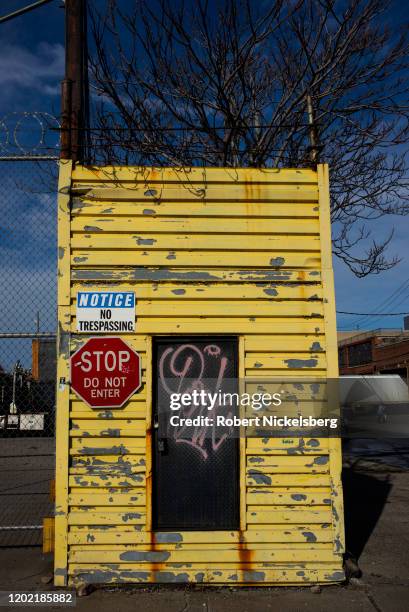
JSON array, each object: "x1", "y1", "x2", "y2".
[{"x1": 0, "y1": 112, "x2": 60, "y2": 159}]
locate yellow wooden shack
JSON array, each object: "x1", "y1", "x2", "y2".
[{"x1": 54, "y1": 162, "x2": 345, "y2": 587}]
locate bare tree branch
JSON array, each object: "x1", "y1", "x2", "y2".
[{"x1": 87, "y1": 0, "x2": 409, "y2": 276}]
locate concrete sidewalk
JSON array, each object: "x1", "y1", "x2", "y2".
[{"x1": 0, "y1": 465, "x2": 408, "y2": 611}]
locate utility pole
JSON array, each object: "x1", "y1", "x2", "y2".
[
  {"x1": 306, "y1": 93, "x2": 320, "y2": 165},
  {"x1": 61, "y1": 0, "x2": 88, "y2": 162}
]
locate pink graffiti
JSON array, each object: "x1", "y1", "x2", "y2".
[
  {"x1": 158, "y1": 343, "x2": 232, "y2": 460},
  {"x1": 203, "y1": 344, "x2": 221, "y2": 357}
]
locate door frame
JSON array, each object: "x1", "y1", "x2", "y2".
[{"x1": 145, "y1": 334, "x2": 245, "y2": 532}]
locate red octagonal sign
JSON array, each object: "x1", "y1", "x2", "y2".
[{"x1": 70, "y1": 337, "x2": 141, "y2": 408}]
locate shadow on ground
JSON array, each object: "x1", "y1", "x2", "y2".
[{"x1": 342, "y1": 465, "x2": 392, "y2": 561}]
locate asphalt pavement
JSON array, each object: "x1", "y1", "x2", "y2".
[{"x1": 0, "y1": 439, "x2": 408, "y2": 611}]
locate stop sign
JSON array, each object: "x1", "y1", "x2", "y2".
[{"x1": 70, "y1": 337, "x2": 141, "y2": 408}]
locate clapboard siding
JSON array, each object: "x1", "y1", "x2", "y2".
[{"x1": 54, "y1": 164, "x2": 344, "y2": 588}]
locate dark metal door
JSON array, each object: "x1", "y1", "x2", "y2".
[{"x1": 152, "y1": 337, "x2": 239, "y2": 530}]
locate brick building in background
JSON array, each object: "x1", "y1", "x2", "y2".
[
  {"x1": 338, "y1": 324, "x2": 409, "y2": 382},
  {"x1": 31, "y1": 339, "x2": 56, "y2": 382}
]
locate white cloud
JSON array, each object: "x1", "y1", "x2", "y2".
[{"x1": 0, "y1": 41, "x2": 64, "y2": 95}]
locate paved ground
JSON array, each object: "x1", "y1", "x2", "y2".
[{"x1": 0, "y1": 444, "x2": 409, "y2": 611}]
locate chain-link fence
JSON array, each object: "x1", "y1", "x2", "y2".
[{"x1": 0, "y1": 113, "x2": 59, "y2": 545}]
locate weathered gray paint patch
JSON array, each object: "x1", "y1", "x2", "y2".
[
  {"x1": 122, "y1": 512, "x2": 141, "y2": 522},
  {"x1": 302, "y1": 531, "x2": 317, "y2": 543},
  {"x1": 284, "y1": 358, "x2": 318, "y2": 368},
  {"x1": 144, "y1": 189, "x2": 158, "y2": 197},
  {"x1": 286, "y1": 447, "x2": 302, "y2": 456},
  {"x1": 80, "y1": 445, "x2": 130, "y2": 455},
  {"x1": 254, "y1": 362, "x2": 263, "y2": 368},
  {"x1": 334, "y1": 535, "x2": 343, "y2": 552},
  {"x1": 101, "y1": 428, "x2": 120, "y2": 437},
  {"x1": 136, "y1": 237, "x2": 156, "y2": 245},
  {"x1": 143, "y1": 208, "x2": 156, "y2": 215},
  {"x1": 120, "y1": 570, "x2": 150, "y2": 581},
  {"x1": 166, "y1": 251, "x2": 176, "y2": 260},
  {"x1": 263, "y1": 288, "x2": 278, "y2": 296},
  {"x1": 71, "y1": 268, "x2": 297, "y2": 282},
  {"x1": 248, "y1": 470, "x2": 272, "y2": 485},
  {"x1": 71, "y1": 198, "x2": 89, "y2": 210},
  {"x1": 243, "y1": 571, "x2": 265, "y2": 582},
  {"x1": 84, "y1": 225, "x2": 103, "y2": 232},
  {"x1": 118, "y1": 477, "x2": 141, "y2": 486},
  {"x1": 269, "y1": 257, "x2": 285, "y2": 267},
  {"x1": 310, "y1": 383, "x2": 320, "y2": 394},
  {"x1": 155, "y1": 532, "x2": 183, "y2": 543},
  {"x1": 73, "y1": 570, "x2": 113, "y2": 583},
  {"x1": 155, "y1": 572, "x2": 190, "y2": 583},
  {"x1": 58, "y1": 323, "x2": 70, "y2": 359},
  {"x1": 310, "y1": 341, "x2": 323, "y2": 351},
  {"x1": 239, "y1": 269, "x2": 291, "y2": 280},
  {"x1": 314, "y1": 455, "x2": 329, "y2": 464},
  {"x1": 119, "y1": 551, "x2": 170, "y2": 562},
  {"x1": 172, "y1": 289, "x2": 186, "y2": 295},
  {"x1": 291, "y1": 493, "x2": 307, "y2": 501},
  {"x1": 73, "y1": 256, "x2": 88, "y2": 263},
  {"x1": 58, "y1": 247, "x2": 65, "y2": 260}
]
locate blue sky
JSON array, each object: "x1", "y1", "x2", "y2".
[{"x1": 0, "y1": 0, "x2": 408, "y2": 371}]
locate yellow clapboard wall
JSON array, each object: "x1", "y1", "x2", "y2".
[{"x1": 55, "y1": 163, "x2": 345, "y2": 587}]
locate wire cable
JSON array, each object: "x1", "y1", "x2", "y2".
[
  {"x1": 0, "y1": 0, "x2": 55, "y2": 24},
  {"x1": 337, "y1": 310, "x2": 409, "y2": 316},
  {"x1": 344, "y1": 278, "x2": 409, "y2": 327}
]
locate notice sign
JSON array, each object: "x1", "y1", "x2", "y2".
[{"x1": 76, "y1": 291, "x2": 135, "y2": 333}]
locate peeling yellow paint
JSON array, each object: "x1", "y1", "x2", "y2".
[{"x1": 55, "y1": 164, "x2": 344, "y2": 587}]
